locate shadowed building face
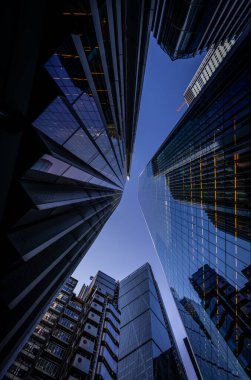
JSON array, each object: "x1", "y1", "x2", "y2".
[{"x1": 0, "y1": 0, "x2": 155, "y2": 373}]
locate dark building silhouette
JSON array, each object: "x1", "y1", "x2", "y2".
[
  {"x1": 139, "y1": 24, "x2": 251, "y2": 380},
  {"x1": 152, "y1": 0, "x2": 251, "y2": 60},
  {"x1": 3, "y1": 264, "x2": 185, "y2": 380},
  {"x1": 0, "y1": 0, "x2": 155, "y2": 373}
]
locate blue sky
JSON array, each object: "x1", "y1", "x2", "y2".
[
  {"x1": 73, "y1": 37, "x2": 204, "y2": 374},
  {"x1": 73, "y1": 35, "x2": 204, "y2": 291}
]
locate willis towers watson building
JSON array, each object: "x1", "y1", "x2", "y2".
[{"x1": 139, "y1": 25, "x2": 251, "y2": 380}]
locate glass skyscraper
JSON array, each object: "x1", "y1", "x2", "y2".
[
  {"x1": 0, "y1": 0, "x2": 155, "y2": 373},
  {"x1": 139, "y1": 25, "x2": 251, "y2": 380},
  {"x1": 118, "y1": 263, "x2": 185, "y2": 380}
]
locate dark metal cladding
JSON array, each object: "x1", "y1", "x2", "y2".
[
  {"x1": 0, "y1": 0, "x2": 154, "y2": 373},
  {"x1": 153, "y1": 0, "x2": 251, "y2": 60}
]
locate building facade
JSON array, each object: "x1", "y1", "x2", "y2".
[
  {"x1": 4, "y1": 265, "x2": 186, "y2": 380},
  {"x1": 118, "y1": 263, "x2": 185, "y2": 380},
  {"x1": 0, "y1": 0, "x2": 155, "y2": 372},
  {"x1": 152, "y1": 0, "x2": 251, "y2": 59},
  {"x1": 139, "y1": 25, "x2": 251, "y2": 380},
  {"x1": 183, "y1": 39, "x2": 236, "y2": 105},
  {"x1": 4, "y1": 272, "x2": 121, "y2": 380}
]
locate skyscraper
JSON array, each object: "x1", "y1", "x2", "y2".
[
  {"x1": 183, "y1": 39, "x2": 236, "y2": 105},
  {"x1": 3, "y1": 265, "x2": 185, "y2": 379},
  {"x1": 0, "y1": 0, "x2": 155, "y2": 373},
  {"x1": 139, "y1": 24, "x2": 251, "y2": 379},
  {"x1": 152, "y1": 0, "x2": 251, "y2": 60},
  {"x1": 118, "y1": 263, "x2": 186, "y2": 380}
]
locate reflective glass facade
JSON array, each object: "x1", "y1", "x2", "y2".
[
  {"x1": 118, "y1": 263, "x2": 185, "y2": 380},
  {"x1": 139, "y1": 28, "x2": 251, "y2": 379},
  {"x1": 0, "y1": 0, "x2": 155, "y2": 373}
]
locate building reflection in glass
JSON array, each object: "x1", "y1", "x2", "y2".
[{"x1": 139, "y1": 26, "x2": 251, "y2": 380}]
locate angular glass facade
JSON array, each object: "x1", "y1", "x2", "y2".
[
  {"x1": 118, "y1": 263, "x2": 185, "y2": 380},
  {"x1": 152, "y1": 0, "x2": 251, "y2": 60},
  {"x1": 139, "y1": 27, "x2": 251, "y2": 379},
  {"x1": 0, "y1": 0, "x2": 155, "y2": 373}
]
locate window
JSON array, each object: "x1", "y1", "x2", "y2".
[
  {"x1": 57, "y1": 293, "x2": 69, "y2": 303},
  {"x1": 43, "y1": 312, "x2": 57, "y2": 323},
  {"x1": 50, "y1": 301, "x2": 63, "y2": 313},
  {"x1": 52, "y1": 329, "x2": 71, "y2": 343},
  {"x1": 8, "y1": 359, "x2": 31, "y2": 377},
  {"x1": 23, "y1": 340, "x2": 41, "y2": 356},
  {"x1": 62, "y1": 285, "x2": 72, "y2": 294},
  {"x1": 69, "y1": 301, "x2": 82, "y2": 311},
  {"x1": 64, "y1": 308, "x2": 79, "y2": 321},
  {"x1": 34, "y1": 325, "x2": 50, "y2": 338},
  {"x1": 36, "y1": 358, "x2": 58, "y2": 377},
  {"x1": 59, "y1": 317, "x2": 76, "y2": 331},
  {"x1": 46, "y1": 342, "x2": 64, "y2": 358}
]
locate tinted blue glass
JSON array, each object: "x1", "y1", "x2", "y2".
[{"x1": 139, "y1": 51, "x2": 251, "y2": 379}]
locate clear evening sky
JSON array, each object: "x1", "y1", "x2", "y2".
[{"x1": 73, "y1": 35, "x2": 204, "y2": 374}]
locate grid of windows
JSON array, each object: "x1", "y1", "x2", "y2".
[
  {"x1": 139, "y1": 31, "x2": 251, "y2": 380},
  {"x1": 35, "y1": 357, "x2": 58, "y2": 377}
]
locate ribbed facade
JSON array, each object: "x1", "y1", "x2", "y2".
[
  {"x1": 152, "y1": 0, "x2": 251, "y2": 60},
  {"x1": 4, "y1": 265, "x2": 185, "y2": 380},
  {"x1": 4, "y1": 273, "x2": 121, "y2": 380},
  {"x1": 183, "y1": 39, "x2": 236, "y2": 105},
  {"x1": 139, "y1": 26, "x2": 251, "y2": 379},
  {"x1": 0, "y1": 0, "x2": 155, "y2": 372}
]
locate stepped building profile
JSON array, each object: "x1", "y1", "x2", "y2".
[{"x1": 4, "y1": 264, "x2": 185, "y2": 380}]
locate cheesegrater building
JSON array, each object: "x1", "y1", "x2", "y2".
[
  {"x1": 3, "y1": 264, "x2": 186, "y2": 380},
  {"x1": 139, "y1": 25, "x2": 251, "y2": 379},
  {"x1": 0, "y1": 0, "x2": 155, "y2": 373}
]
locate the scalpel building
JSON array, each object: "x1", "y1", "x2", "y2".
[
  {"x1": 139, "y1": 25, "x2": 251, "y2": 379},
  {"x1": 0, "y1": 0, "x2": 155, "y2": 373},
  {"x1": 153, "y1": 0, "x2": 251, "y2": 60}
]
